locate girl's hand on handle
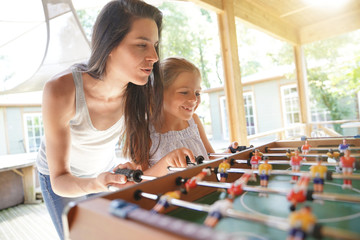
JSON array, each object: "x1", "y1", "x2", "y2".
[{"x1": 165, "y1": 147, "x2": 195, "y2": 167}]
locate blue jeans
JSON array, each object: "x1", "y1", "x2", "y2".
[{"x1": 38, "y1": 172, "x2": 89, "y2": 240}]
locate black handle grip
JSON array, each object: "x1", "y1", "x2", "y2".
[
  {"x1": 115, "y1": 169, "x2": 144, "y2": 183},
  {"x1": 186, "y1": 155, "x2": 205, "y2": 165}
]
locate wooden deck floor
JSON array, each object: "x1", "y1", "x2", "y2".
[{"x1": 0, "y1": 203, "x2": 58, "y2": 240}]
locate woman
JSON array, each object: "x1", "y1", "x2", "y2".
[{"x1": 36, "y1": 1, "x2": 163, "y2": 239}]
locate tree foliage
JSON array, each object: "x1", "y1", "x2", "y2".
[
  {"x1": 305, "y1": 31, "x2": 360, "y2": 124},
  {"x1": 158, "y1": 2, "x2": 222, "y2": 88}
]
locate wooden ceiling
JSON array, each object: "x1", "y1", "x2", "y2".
[{"x1": 189, "y1": 0, "x2": 360, "y2": 45}]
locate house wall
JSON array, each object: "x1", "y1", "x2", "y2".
[
  {"x1": 208, "y1": 91, "x2": 224, "y2": 140},
  {"x1": 208, "y1": 77, "x2": 296, "y2": 141},
  {"x1": 0, "y1": 106, "x2": 41, "y2": 155},
  {"x1": 0, "y1": 108, "x2": 6, "y2": 155}
]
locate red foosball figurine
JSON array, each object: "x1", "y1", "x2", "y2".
[
  {"x1": 227, "y1": 171, "x2": 255, "y2": 198},
  {"x1": 340, "y1": 149, "x2": 355, "y2": 189},
  {"x1": 290, "y1": 149, "x2": 302, "y2": 183},
  {"x1": 287, "y1": 174, "x2": 311, "y2": 211},
  {"x1": 250, "y1": 149, "x2": 262, "y2": 170},
  {"x1": 287, "y1": 206, "x2": 317, "y2": 240},
  {"x1": 204, "y1": 197, "x2": 234, "y2": 228},
  {"x1": 310, "y1": 156, "x2": 327, "y2": 193},
  {"x1": 184, "y1": 168, "x2": 211, "y2": 192},
  {"x1": 258, "y1": 156, "x2": 272, "y2": 197},
  {"x1": 218, "y1": 158, "x2": 231, "y2": 182},
  {"x1": 301, "y1": 140, "x2": 311, "y2": 161},
  {"x1": 151, "y1": 190, "x2": 182, "y2": 214}
]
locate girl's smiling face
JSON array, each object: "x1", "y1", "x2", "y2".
[{"x1": 163, "y1": 71, "x2": 201, "y2": 121}]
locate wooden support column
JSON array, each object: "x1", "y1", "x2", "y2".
[
  {"x1": 294, "y1": 45, "x2": 311, "y2": 137},
  {"x1": 21, "y1": 166, "x2": 38, "y2": 204},
  {"x1": 217, "y1": 0, "x2": 249, "y2": 145}
]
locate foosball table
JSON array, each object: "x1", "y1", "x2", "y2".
[{"x1": 63, "y1": 138, "x2": 360, "y2": 240}]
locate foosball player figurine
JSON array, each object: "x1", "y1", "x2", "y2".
[
  {"x1": 310, "y1": 156, "x2": 327, "y2": 193},
  {"x1": 287, "y1": 174, "x2": 311, "y2": 211},
  {"x1": 258, "y1": 156, "x2": 272, "y2": 197},
  {"x1": 287, "y1": 206, "x2": 317, "y2": 240},
  {"x1": 286, "y1": 149, "x2": 295, "y2": 158},
  {"x1": 301, "y1": 140, "x2": 311, "y2": 161},
  {"x1": 250, "y1": 149, "x2": 262, "y2": 171},
  {"x1": 326, "y1": 148, "x2": 340, "y2": 163},
  {"x1": 151, "y1": 190, "x2": 182, "y2": 214},
  {"x1": 340, "y1": 149, "x2": 355, "y2": 189},
  {"x1": 184, "y1": 168, "x2": 212, "y2": 193},
  {"x1": 204, "y1": 197, "x2": 234, "y2": 228},
  {"x1": 290, "y1": 149, "x2": 302, "y2": 183},
  {"x1": 338, "y1": 138, "x2": 350, "y2": 153},
  {"x1": 218, "y1": 158, "x2": 231, "y2": 182},
  {"x1": 327, "y1": 149, "x2": 341, "y2": 172},
  {"x1": 227, "y1": 171, "x2": 254, "y2": 199}
]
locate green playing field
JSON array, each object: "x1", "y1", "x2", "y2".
[{"x1": 167, "y1": 165, "x2": 360, "y2": 240}]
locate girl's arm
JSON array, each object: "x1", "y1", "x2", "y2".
[
  {"x1": 193, "y1": 113, "x2": 215, "y2": 154},
  {"x1": 43, "y1": 72, "x2": 126, "y2": 197},
  {"x1": 143, "y1": 148, "x2": 196, "y2": 177}
]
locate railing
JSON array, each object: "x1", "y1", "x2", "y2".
[{"x1": 247, "y1": 119, "x2": 360, "y2": 142}]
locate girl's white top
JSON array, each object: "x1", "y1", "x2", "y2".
[
  {"x1": 149, "y1": 117, "x2": 209, "y2": 167},
  {"x1": 36, "y1": 67, "x2": 123, "y2": 178}
]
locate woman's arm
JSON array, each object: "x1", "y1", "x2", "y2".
[
  {"x1": 193, "y1": 113, "x2": 215, "y2": 154},
  {"x1": 43, "y1": 72, "x2": 126, "y2": 197}
]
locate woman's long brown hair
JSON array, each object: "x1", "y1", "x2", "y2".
[{"x1": 76, "y1": 0, "x2": 163, "y2": 165}]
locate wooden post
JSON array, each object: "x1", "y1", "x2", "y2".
[
  {"x1": 294, "y1": 45, "x2": 311, "y2": 137},
  {"x1": 217, "y1": 0, "x2": 249, "y2": 145},
  {"x1": 21, "y1": 166, "x2": 38, "y2": 204}
]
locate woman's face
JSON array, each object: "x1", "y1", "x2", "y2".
[
  {"x1": 107, "y1": 18, "x2": 159, "y2": 86},
  {"x1": 163, "y1": 71, "x2": 202, "y2": 121}
]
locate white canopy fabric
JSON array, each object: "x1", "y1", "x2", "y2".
[{"x1": 0, "y1": 0, "x2": 90, "y2": 95}]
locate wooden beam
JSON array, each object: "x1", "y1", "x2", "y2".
[
  {"x1": 293, "y1": 45, "x2": 311, "y2": 137},
  {"x1": 186, "y1": 0, "x2": 223, "y2": 13},
  {"x1": 300, "y1": 9, "x2": 360, "y2": 44},
  {"x1": 233, "y1": 0, "x2": 299, "y2": 45},
  {"x1": 217, "y1": 0, "x2": 249, "y2": 145}
]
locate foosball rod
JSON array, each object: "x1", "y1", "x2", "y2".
[
  {"x1": 236, "y1": 159, "x2": 344, "y2": 166},
  {"x1": 225, "y1": 168, "x2": 360, "y2": 180},
  {"x1": 202, "y1": 158, "x2": 340, "y2": 166},
  {"x1": 168, "y1": 166, "x2": 360, "y2": 181},
  {"x1": 262, "y1": 153, "x2": 360, "y2": 158},
  {"x1": 208, "y1": 153, "x2": 360, "y2": 159},
  {"x1": 301, "y1": 135, "x2": 360, "y2": 141},
  {"x1": 265, "y1": 147, "x2": 360, "y2": 152},
  {"x1": 190, "y1": 181, "x2": 360, "y2": 204},
  {"x1": 109, "y1": 199, "x2": 234, "y2": 240},
  {"x1": 135, "y1": 190, "x2": 360, "y2": 240},
  {"x1": 136, "y1": 190, "x2": 289, "y2": 231}
]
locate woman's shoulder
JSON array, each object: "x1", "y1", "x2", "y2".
[
  {"x1": 42, "y1": 69, "x2": 76, "y2": 117},
  {"x1": 44, "y1": 69, "x2": 75, "y2": 98}
]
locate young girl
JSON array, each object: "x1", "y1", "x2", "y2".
[{"x1": 145, "y1": 57, "x2": 238, "y2": 176}]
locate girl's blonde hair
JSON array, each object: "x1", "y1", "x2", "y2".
[{"x1": 160, "y1": 57, "x2": 201, "y2": 89}]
